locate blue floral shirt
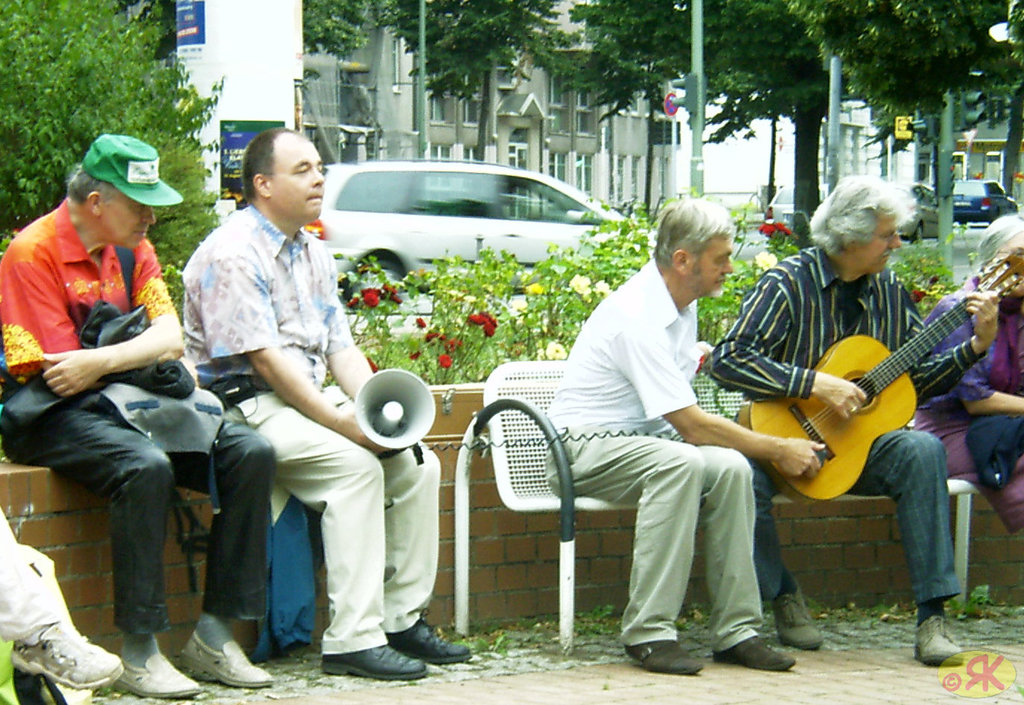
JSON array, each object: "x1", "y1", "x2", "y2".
[{"x1": 182, "y1": 206, "x2": 354, "y2": 389}]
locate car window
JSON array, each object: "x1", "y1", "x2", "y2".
[
  {"x1": 986, "y1": 181, "x2": 1007, "y2": 196},
  {"x1": 502, "y1": 176, "x2": 595, "y2": 223},
  {"x1": 954, "y1": 181, "x2": 985, "y2": 196},
  {"x1": 912, "y1": 185, "x2": 937, "y2": 207},
  {"x1": 334, "y1": 171, "x2": 413, "y2": 213},
  {"x1": 408, "y1": 172, "x2": 497, "y2": 217}
]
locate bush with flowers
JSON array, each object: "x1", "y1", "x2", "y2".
[
  {"x1": 342, "y1": 204, "x2": 957, "y2": 386},
  {"x1": 344, "y1": 211, "x2": 652, "y2": 385}
]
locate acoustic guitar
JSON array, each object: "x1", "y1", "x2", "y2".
[{"x1": 739, "y1": 253, "x2": 1024, "y2": 501}]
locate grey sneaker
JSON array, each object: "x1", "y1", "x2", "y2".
[
  {"x1": 772, "y1": 592, "x2": 824, "y2": 650},
  {"x1": 915, "y1": 615, "x2": 964, "y2": 667},
  {"x1": 11, "y1": 623, "x2": 123, "y2": 691}
]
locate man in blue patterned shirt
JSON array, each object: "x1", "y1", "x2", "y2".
[
  {"x1": 708, "y1": 175, "x2": 998, "y2": 666},
  {"x1": 183, "y1": 128, "x2": 469, "y2": 681}
]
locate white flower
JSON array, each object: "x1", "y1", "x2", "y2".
[
  {"x1": 594, "y1": 281, "x2": 612, "y2": 298},
  {"x1": 544, "y1": 341, "x2": 568, "y2": 360},
  {"x1": 754, "y1": 252, "x2": 778, "y2": 270},
  {"x1": 570, "y1": 275, "x2": 592, "y2": 296}
]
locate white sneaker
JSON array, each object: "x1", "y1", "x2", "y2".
[
  {"x1": 115, "y1": 652, "x2": 201, "y2": 699},
  {"x1": 12, "y1": 623, "x2": 123, "y2": 690},
  {"x1": 180, "y1": 633, "x2": 272, "y2": 688}
]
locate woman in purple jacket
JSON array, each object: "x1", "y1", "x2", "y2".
[{"x1": 915, "y1": 214, "x2": 1024, "y2": 533}]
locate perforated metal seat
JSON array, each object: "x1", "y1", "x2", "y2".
[{"x1": 452, "y1": 360, "x2": 979, "y2": 654}]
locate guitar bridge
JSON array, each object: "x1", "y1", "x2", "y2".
[{"x1": 788, "y1": 403, "x2": 835, "y2": 461}]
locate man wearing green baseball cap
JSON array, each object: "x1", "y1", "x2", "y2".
[
  {"x1": 82, "y1": 133, "x2": 184, "y2": 207},
  {"x1": 0, "y1": 135, "x2": 276, "y2": 698}
]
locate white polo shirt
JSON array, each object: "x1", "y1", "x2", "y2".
[{"x1": 547, "y1": 260, "x2": 702, "y2": 437}]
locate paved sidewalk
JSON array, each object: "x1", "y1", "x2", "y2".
[{"x1": 94, "y1": 610, "x2": 1024, "y2": 704}]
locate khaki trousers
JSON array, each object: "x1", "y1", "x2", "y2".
[
  {"x1": 549, "y1": 430, "x2": 762, "y2": 650},
  {"x1": 228, "y1": 387, "x2": 440, "y2": 654}
]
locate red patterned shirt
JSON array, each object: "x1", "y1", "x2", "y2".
[{"x1": 0, "y1": 200, "x2": 176, "y2": 381}]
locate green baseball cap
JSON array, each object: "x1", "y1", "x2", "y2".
[{"x1": 82, "y1": 134, "x2": 183, "y2": 207}]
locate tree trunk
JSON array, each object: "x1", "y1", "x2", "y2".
[
  {"x1": 1001, "y1": 81, "x2": 1024, "y2": 196},
  {"x1": 792, "y1": 104, "x2": 824, "y2": 248},
  {"x1": 766, "y1": 116, "x2": 778, "y2": 208},
  {"x1": 476, "y1": 71, "x2": 493, "y2": 157},
  {"x1": 645, "y1": 106, "x2": 656, "y2": 211}
]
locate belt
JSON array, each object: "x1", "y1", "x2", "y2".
[{"x1": 207, "y1": 374, "x2": 271, "y2": 407}]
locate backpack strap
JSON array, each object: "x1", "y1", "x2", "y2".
[{"x1": 114, "y1": 246, "x2": 135, "y2": 304}]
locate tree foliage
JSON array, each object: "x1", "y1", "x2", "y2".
[
  {"x1": 0, "y1": 0, "x2": 217, "y2": 272},
  {"x1": 790, "y1": 0, "x2": 1007, "y2": 113},
  {"x1": 382, "y1": 0, "x2": 573, "y2": 148},
  {"x1": 302, "y1": 0, "x2": 375, "y2": 57},
  {"x1": 120, "y1": 0, "x2": 374, "y2": 59},
  {"x1": 568, "y1": 0, "x2": 688, "y2": 207}
]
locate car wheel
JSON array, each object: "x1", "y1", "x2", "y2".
[{"x1": 907, "y1": 221, "x2": 924, "y2": 242}]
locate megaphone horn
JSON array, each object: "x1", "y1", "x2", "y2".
[{"x1": 354, "y1": 369, "x2": 437, "y2": 449}]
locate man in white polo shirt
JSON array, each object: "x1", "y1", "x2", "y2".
[{"x1": 546, "y1": 198, "x2": 823, "y2": 675}]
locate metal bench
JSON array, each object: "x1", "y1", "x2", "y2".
[{"x1": 452, "y1": 360, "x2": 980, "y2": 653}]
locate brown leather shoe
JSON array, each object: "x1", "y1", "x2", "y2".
[
  {"x1": 712, "y1": 636, "x2": 795, "y2": 671},
  {"x1": 624, "y1": 640, "x2": 703, "y2": 675}
]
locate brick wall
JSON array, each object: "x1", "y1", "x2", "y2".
[
  {"x1": 431, "y1": 440, "x2": 1024, "y2": 626},
  {"x1": 2, "y1": 409, "x2": 1021, "y2": 654}
]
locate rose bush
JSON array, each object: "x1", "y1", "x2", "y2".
[{"x1": 343, "y1": 207, "x2": 958, "y2": 385}]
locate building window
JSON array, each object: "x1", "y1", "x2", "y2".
[
  {"x1": 614, "y1": 155, "x2": 627, "y2": 204},
  {"x1": 576, "y1": 91, "x2": 594, "y2": 135},
  {"x1": 576, "y1": 153, "x2": 593, "y2": 194},
  {"x1": 632, "y1": 156, "x2": 643, "y2": 200},
  {"x1": 391, "y1": 37, "x2": 403, "y2": 86},
  {"x1": 549, "y1": 152, "x2": 567, "y2": 182},
  {"x1": 462, "y1": 96, "x2": 480, "y2": 125},
  {"x1": 430, "y1": 144, "x2": 452, "y2": 160},
  {"x1": 430, "y1": 95, "x2": 448, "y2": 123},
  {"x1": 548, "y1": 76, "x2": 570, "y2": 134}
]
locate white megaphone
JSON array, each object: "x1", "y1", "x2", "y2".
[{"x1": 354, "y1": 368, "x2": 436, "y2": 449}]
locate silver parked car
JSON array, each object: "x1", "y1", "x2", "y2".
[{"x1": 314, "y1": 160, "x2": 621, "y2": 282}]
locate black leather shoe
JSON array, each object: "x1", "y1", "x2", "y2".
[
  {"x1": 712, "y1": 636, "x2": 795, "y2": 671},
  {"x1": 387, "y1": 619, "x2": 472, "y2": 664},
  {"x1": 624, "y1": 640, "x2": 703, "y2": 675},
  {"x1": 322, "y1": 645, "x2": 427, "y2": 680}
]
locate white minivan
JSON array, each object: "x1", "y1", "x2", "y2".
[{"x1": 314, "y1": 161, "x2": 621, "y2": 281}]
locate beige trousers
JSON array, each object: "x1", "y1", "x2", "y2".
[
  {"x1": 549, "y1": 430, "x2": 762, "y2": 651},
  {"x1": 228, "y1": 387, "x2": 440, "y2": 654}
]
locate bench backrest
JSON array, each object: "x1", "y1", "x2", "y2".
[{"x1": 481, "y1": 360, "x2": 744, "y2": 512}]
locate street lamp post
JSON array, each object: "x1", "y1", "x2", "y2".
[
  {"x1": 690, "y1": 0, "x2": 704, "y2": 196},
  {"x1": 417, "y1": 0, "x2": 428, "y2": 158}
]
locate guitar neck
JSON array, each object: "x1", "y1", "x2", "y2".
[{"x1": 861, "y1": 298, "x2": 969, "y2": 396}]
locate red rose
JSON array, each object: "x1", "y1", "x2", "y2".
[
  {"x1": 346, "y1": 297, "x2": 359, "y2": 308},
  {"x1": 360, "y1": 288, "x2": 381, "y2": 308},
  {"x1": 416, "y1": 317, "x2": 427, "y2": 329},
  {"x1": 446, "y1": 338, "x2": 463, "y2": 352},
  {"x1": 409, "y1": 351, "x2": 422, "y2": 360},
  {"x1": 438, "y1": 354, "x2": 453, "y2": 368},
  {"x1": 910, "y1": 289, "x2": 925, "y2": 303}
]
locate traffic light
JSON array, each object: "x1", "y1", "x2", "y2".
[
  {"x1": 910, "y1": 115, "x2": 936, "y2": 143},
  {"x1": 961, "y1": 89, "x2": 987, "y2": 128},
  {"x1": 666, "y1": 75, "x2": 700, "y2": 125}
]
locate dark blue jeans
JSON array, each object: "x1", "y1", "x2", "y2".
[
  {"x1": 752, "y1": 429, "x2": 960, "y2": 605},
  {"x1": 2, "y1": 392, "x2": 274, "y2": 633}
]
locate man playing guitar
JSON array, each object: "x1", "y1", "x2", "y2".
[{"x1": 708, "y1": 175, "x2": 999, "y2": 667}]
